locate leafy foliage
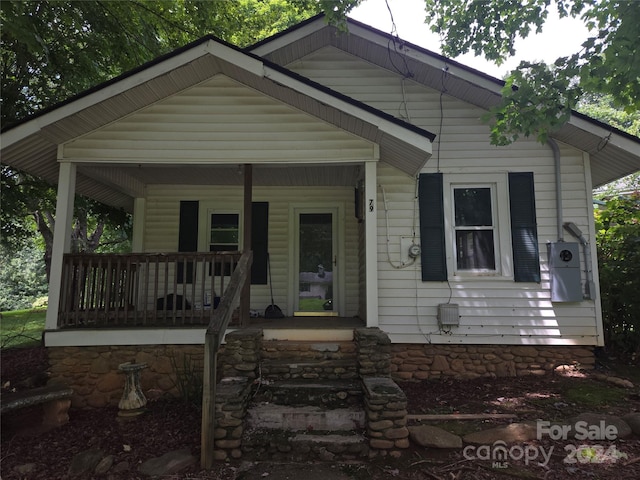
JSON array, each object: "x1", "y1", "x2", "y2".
[
  {"x1": 424, "y1": 0, "x2": 640, "y2": 145},
  {"x1": 0, "y1": 242, "x2": 48, "y2": 311},
  {"x1": 594, "y1": 193, "x2": 640, "y2": 363},
  {"x1": 1, "y1": 0, "x2": 321, "y2": 282}
]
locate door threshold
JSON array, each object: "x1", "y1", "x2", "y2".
[{"x1": 293, "y1": 311, "x2": 339, "y2": 317}]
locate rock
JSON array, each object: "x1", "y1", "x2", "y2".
[
  {"x1": 571, "y1": 413, "x2": 632, "y2": 439},
  {"x1": 623, "y1": 413, "x2": 640, "y2": 436},
  {"x1": 463, "y1": 422, "x2": 537, "y2": 445},
  {"x1": 591, "y1": 373, "x2": 634, "y2": 388},
  {"x1": 409, "y1": 425, "x2": 462, "y2": 449},
  {"x1": 13, "y1": 463, "x2": 37, "y2": 475},
  {"x1": 138, "y1": 448, "x2": 196, "y2": 477},
  {"x1": 95, "y1": 455, "x2": 114, "y2": 474},
  {"x1": 112, "y1": 461, "x2": 130, "y2": 473},
  {"x1": 68, "y1": 449, "x2": 105, "y2": 477}
]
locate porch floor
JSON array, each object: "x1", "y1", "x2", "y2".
[{"x1": 248, "y1": 316, "x2": 364, "y2": 329}]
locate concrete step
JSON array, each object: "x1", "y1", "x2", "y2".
[
  {"x1": 253, "y1": 379, "x2": 362, "y2": 408},
  {"x1": 242, "y1": 430, "x2": 369, "y2": 461},
  {"x1": 246, "y1": 403, "x2": 365, "y2": 431}
]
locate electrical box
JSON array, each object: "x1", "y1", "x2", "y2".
[
  {"x1": 438, "y1": 303, "x2": 459, "y2": 328},
  {"x1": 547, "y1": 242, "x2": 582, "y2": 302}
]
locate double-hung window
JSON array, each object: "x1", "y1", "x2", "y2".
[
  {"x1": 209, "y1": 212, "x2": 239, "y2": 276},
  {"x1": 209, "y1": 213, "x2": 239, "y2": 253},
  {"x1": 419, "y1": 172, "x2": 539, "y2": 282},
  {"x1": 453, "y1": 185, "x2": 497, "y2": 272}
]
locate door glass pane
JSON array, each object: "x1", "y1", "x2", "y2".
[{"x1": 298, "y1": 213, "x2": 333, "y2": 312}]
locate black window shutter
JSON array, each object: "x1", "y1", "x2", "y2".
[
  {"x1": 508, "y1": 172, "x2": 540, "y2": 283},
  {"x1": 251, "y1": 202, "x2": 269, "y2": 284},
  {"x1": 178, "y1": 201, "x2": 199, "y2": 283},
  {"x1": 418, "y1": 173, "x2": 447, "y2": 281}
]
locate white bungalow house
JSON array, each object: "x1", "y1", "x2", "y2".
[{"x1": 2, "y1": 15, "x2": 640, "y2": 400}]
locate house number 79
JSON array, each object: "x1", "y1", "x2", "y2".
[{"x1": 369, "y1": 199, "x2": 374, "y2": 212}]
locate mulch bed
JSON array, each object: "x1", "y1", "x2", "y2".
[{"x1": 1, "y1": 346, "x2": 639, "y2": 479}]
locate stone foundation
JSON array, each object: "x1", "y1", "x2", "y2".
[
  {"x1": 390, "y1": 344, "x2": 596, "y2": 381},
  {"x1": 48, "y1": 345, "x2": 205, "y2": 408}
]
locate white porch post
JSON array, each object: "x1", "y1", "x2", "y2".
[
  {"x1": 45, "y1": 161, "x2": 77, "y2": 331},
  {"x1": 364, "y1": 159, "x2": 379, "y2": 326},
  {"x1": 131, "y1": 197, "x2": 146, "y2": 252}
]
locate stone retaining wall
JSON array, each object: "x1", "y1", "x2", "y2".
[
  {"x1": 390, "y1": 344, "x2": 595, "y2": 381},
  {"x1": 362, "y1": 377, "x2": 409, "y2": 456},
  {"x1": 48, "y1": 345, "x2": 205, "y2": 408}
]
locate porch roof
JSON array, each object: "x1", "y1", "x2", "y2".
[
  {"x1": 252, "y1": 15, "x2": 640, "y2": 188},
  {"x1": 1, "y1": 32, "x2": 435, "y2": 211}
]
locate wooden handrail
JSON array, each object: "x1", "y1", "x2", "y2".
[
  {"x1": 201, "y1": 250, "x2": 252, "y2": 469},
  {"x1": 58, "y1": 251, "x2": 242, "y2": 328}
]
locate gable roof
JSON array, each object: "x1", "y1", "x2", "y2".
[
  {"x1": 1, "y1": 29, "x2": 435, "y2": 210},
  {"x1": 250, "y1": 15, "x2": 640, "y2": 188}
]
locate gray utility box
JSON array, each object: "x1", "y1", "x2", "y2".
[{"x1": 547, "y1": 242, "x2": 582, "y2": 302}]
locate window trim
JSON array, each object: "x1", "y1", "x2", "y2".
[
  {"x1": 443, "y1": 174, "x2": 513, "y2": 279},
  {"x1": 198, "y1": 205, "x2": 243, "y2": 253}
]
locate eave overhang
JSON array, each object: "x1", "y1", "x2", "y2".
[
  {"x1": 251, "y1": 15, "x2": 640, "y2": 188},
  {"x1": 1, "y1": 33, "x2": 435, "y2": 210}
]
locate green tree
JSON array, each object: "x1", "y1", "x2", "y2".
[
  {"x1": 422, "y1": 0, "x2": 640, "y2": 145},
  {"x1": 0, "y1": 241, "x2": 49, "y2": 311},
  {"x1": 594, "y1": 193, "x2": 640, "y2": 363},
  {"x1": 1, "y1": 0, "x2": 320, "y2": 280}
]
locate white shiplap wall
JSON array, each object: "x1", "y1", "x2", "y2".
[
  {"x1": 288, "y1": 47, "x2": 600, "y2": 345},
  {"x1": 144, "y1": 185, "x2": 360, "y2": 317}
]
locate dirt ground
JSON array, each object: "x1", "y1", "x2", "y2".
[{"x1": 1, "y1": 346, "x2": 639, "y2": 479}]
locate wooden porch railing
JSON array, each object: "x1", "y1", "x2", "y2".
[
  {"x1": 58, "y1": 252, "x2": 242, "y2": 328},
  {"x1": 201, "y1": 250, "x2": 252, "y2": 469}
]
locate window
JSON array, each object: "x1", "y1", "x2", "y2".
[
  {"x1": 209, "y1": 212, "x2": 239, "y2": 276},
  {"x1": 453, "y1": 186, "x2": 497, "y2": 271},
  {"x1": 209, "y1": 213, "x2": 239, "y2": 252},
  {"x1": 419, "y1": 172, "x2": 539, "y2": 282}
]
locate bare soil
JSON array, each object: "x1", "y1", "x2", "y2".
[{"x1": 1, "y1": 346, "x2": 639, "y2": 479}]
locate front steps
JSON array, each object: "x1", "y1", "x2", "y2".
[
  {"x1": 243, "y1": 341, "x2": 369, "y2": 460},
  {"x1": 213, "y1": 328, "x2": 407, "y2": 461}
]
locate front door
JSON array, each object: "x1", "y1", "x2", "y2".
[{"x1": 295, "y1": 209, "x2": 338, "y2": 316}]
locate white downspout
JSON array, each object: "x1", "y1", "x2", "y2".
[{"x1": 548, "y1": 138, "x2": 564, "y2": 241}]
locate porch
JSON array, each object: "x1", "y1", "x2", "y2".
[{"x1": 55, "y1": 251, "x2": 365, "y2": 332}]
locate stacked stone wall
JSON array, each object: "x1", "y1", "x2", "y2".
[
  {"x1": 48, "y1": 345, "x2": 205, "y2": 408},
  {"x1": 390, "y1": 344, "x2": 595, "y2": 381},
  {"x1": 354, "y1": 328, "x2": 391, "y2": 377},
  {"x1": 362, "y1": 377, "x2": 409, "y2": 456},
  {"x1": 260, "y1": 340, "x2": 358, "y2": 380}
]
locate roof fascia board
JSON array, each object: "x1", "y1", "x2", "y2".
[
  {"x1": 203, "y1": 41, "x2": 264, "y2": 77},
  {"x1": 342, "y1": 21, "x2": 504, "y2": 95},
  {"x1": 265, "y1": 65, "x2": 432, "y2": 154},
  {"x1": 568, "y1": 115, "x2": 640, "y2": 156},
  {"x1": 249, "y1": 16, "x2": 327, "y2": 56},
  {"x1": 1, "y1": 43, "x2": 212, "y2": 149}
]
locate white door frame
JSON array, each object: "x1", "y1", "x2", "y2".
[{"x1": 288, "y1": 203, "x2": 344, "y2": 316}]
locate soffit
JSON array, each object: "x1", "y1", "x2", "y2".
[{"x1": 255, "y1": 18, "x2": 639, "y2": 187}]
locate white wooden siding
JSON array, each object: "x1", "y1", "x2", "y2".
[
  {"x1": 144, "y1": 185, "x2": 360, "y2": 317},
  {"x1": 62, "y1": 75, "x2": 375, "y2": 164},
  {"x1": 288, "y1": 47, "x2": 600, "y2": 346}
]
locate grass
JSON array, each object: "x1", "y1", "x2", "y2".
[
  {"x1": 298, "y1": 298, "x2": 332, "y2": 311},
  {"x1": 0, "y1": 309, "x2": 46, "y2": 349}
]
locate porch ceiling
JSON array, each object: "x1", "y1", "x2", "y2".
[
  {"x1": 79, "y1": 164, "x2": 361, "y2": 189},
  {"x1": 1, "y1": 35, "x2": 434, "y2": 211},
  {"x1": 253, "y1": 16, "x2": 640, "y2": 188}
]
